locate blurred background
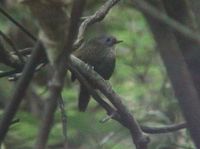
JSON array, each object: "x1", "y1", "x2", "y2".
[{"x1": 0, "y1": 0, "x2": 193, "y2": 149}]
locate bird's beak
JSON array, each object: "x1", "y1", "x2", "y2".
[{"x1": 115, "y1": 40, "x2": 123, "y2": 44}]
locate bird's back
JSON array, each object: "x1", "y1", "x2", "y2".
[{"x1": 73, "y1": 40, "x2": 116, "y2": 80}]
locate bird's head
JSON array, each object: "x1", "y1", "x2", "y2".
[{"x1": 92, "y1": 35, "x2": 122, "y2": 47}]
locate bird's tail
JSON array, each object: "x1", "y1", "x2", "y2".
[{"x1": 78, "y1": 84, "x2": 90, "y2": 112}]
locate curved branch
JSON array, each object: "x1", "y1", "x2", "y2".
[
  {"x1": 0, "y1": 30, "x2": 24, "y2": 63},
  {"x1": 68, "y1": 55, "x2": 149, "y2": 149},
  {"x1": 141, "y1": 122, "x2": 187, "y2": 134},
  {"x1": 69, "y1": 65, "x2": 120, "y2": 119},
  {"x1": 0, "y1": 40, "x2": 23, "y2": 69},
  {"x1": 74, "y1": 0, "x2": 120, "y2": 47}
]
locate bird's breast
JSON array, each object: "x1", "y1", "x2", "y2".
[{"x1": 92, "y1": 48, "x2": 116, "y2": 80}]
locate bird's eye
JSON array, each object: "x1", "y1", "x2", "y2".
[{"x1": 106, "y1": 38, "x2": 111, "y2": 43}]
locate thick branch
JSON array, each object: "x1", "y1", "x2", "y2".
[
  {"x1": 0, "y1": 41, "x2": 44, "y2": 143},
  {"x1": 69, "y1": 65, "x2": 120, "y2": 120},
  {"x1": 142, "y1": 0, "x2": 200, "y2": 147},
  {"x1": 68, "y1": 55, "x2": 149, "y2": 149},
  {"x1": 34, "y1": 1, "x2": 86, "y2": 149},
  {"x1": 70, "y1": 57, "x2": 188, "y2": 135}
]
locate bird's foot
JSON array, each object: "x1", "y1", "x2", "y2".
[
  {"x1": 99, "y1": 111, "x2": 118, "y2": 123},
  {"x1": 85, "y1": 63, "x2": 94, "y2": 71}
]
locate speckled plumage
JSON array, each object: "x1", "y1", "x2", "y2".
[{"x1": 73, "y1": 35, "x2": 121, "y2": 111}]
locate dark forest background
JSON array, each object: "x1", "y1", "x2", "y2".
[{"x1": 0, "y1": 0, "x2": 200, "y2": 149}]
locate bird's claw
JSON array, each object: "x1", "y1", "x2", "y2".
[
  {"x1": 85, "y1": 63, "x2": 94, "y2": 70},
  {"x1": 99, "y1": 112, "x2": 117, "y2": 123}
]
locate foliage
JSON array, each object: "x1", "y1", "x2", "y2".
[{"x1": 0, "y1": 1, "x2": 192, "y2": 149}]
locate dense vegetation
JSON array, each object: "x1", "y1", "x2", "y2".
[{"x1": 0, "y1": 0, "x2": 199, "y2": 149}]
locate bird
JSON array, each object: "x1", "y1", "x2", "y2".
[{"x1": 72, "y1": 35, "x2": 122, "y2": 112}]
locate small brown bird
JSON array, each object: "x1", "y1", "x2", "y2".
[{"x1": 72, "y1": 35, "x2": 122, "y2": 111}]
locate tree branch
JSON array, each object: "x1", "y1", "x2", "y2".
[
  {"x1": 131, "y1": 0, "x2": 200, "y2": 44},
  {"x1": 0, "y1": 40, "x2": 23, "y2": 69},
  {"x1": 68, "y1": 55, "x2": 149, "y2": 149},
  {"x1": 142, "y1": 0, "x2": 200, "y2": 147},
  {"x1": 0, "y1": 30, "x2": 24, "y2": 63},
  {"x1": 0, "y1": 41, "x2": 44, "y2": 143},
  {"x1": 141, "y1": 122, "x2": 187, "y2": 134},
  {"x1": 74, "y1": 0, "x2": 120, "y2": 47},
  {"x1": 69, "y1": 65, "x2": 120, "y2": 120},
  {"x1": 34, "y1": 1, "x2": 86, "y2": 149},
  {"x1": 0, "y1": 6, "x2": 37, "y2": 41}
]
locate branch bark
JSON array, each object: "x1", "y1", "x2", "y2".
[
  {"x1": 141, "y1": 122, "x2": 186, "y2": 134},
  {"x1": 162, "y1": 0, "x2": 200, "y2": 99},
  {"x1": 139, "y1": 0, "x2": 200, "y2": 147},
  {"x1": 131, "y1": 0, "x2": 200, "y2": 45},
  {"x1": 68, "y1": 55, "x2": 149, "y2": 149},
  {"x1": 0, "y1": 41, "x2": 44, "y2": 143},
  {"x1": 32, "y1": 1, "x2": 86, "y2": 149},
  {"x1": 74, "y1": 0, "x2": 120, "y2": 47}
]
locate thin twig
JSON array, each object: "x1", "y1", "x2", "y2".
[
  {"x1": 0, "y1": 6, "x2": 37, "y2": 41},
  {"x1": 0, "y1": 69, "x2": 20, "y2": 78},
  {"x1": 7, "y1": 63, "x2": 46, "y2": 81},
  {"x1": 0, "y1": 30, "x2": 25, "y2": 63},
  {"x1": 11, "y1": 118, "x2": 20, "y2": 125},
  {"x1": 0, "y1": 40, "x2": 23, "y2": 69},
  {"x1": 74, "y1": 0, "x2": 120, "y2": 47},
  {"x1": 131, "y1": 0, "x2": 200, "y2": 44},
  {"x1": 141, "y1": 122, "x2": 187, "y2": 134},
  {"x1": 0, "y1": 0, "x2": 120, "y2": 76},
  {"x1": 58, "y1": 95, "x2": 67, "y2": 142},
  {"x1": 0, "y1": 41, "x2": 43, "y2": 143}
]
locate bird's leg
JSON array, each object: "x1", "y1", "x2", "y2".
[{"x1": 99, "y1": 111, "x2": 118, "y2": 123}]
